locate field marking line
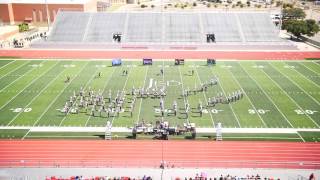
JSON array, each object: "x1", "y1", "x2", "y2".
[
  {"x1": 0, "y1": 63, "x2": 39, "y2": 93},
  {"x1": 288, "y1": 63, "x2": 320, "y2": 89},
  {"x1": 296, "y1": 131, "x2": 306, "y2": 142},
  {"x1": 299, "y1": 62, "x2": 320, "y2": 77},
  {"x1": 21, "y1": 129, "x2": 30, "y2": 140},
  {"x1": 207, "y1": 64, "x2": 241, "y2": 128},
  {"x1": 227, "y1": 63, "x2": 267, "y2": 128},
  {"x1": 30, "y1": 61, "x2": 89, "y2": 127},
  {"x1": 239, "y1": 63, "x2": 294, "y2": 128},
  {"x1": 260, "y1": 63, "x2": 320, "y2": 128},
  {"x1": 136, "y1": 66, "x2": 149, "y2": 124},
  {"x1": 0, "y1": 61, "x2": 28, "y2": 81},
  {"x1": 313, "y1": 61, "x2": 320, "y2": 67},
  {"x1": 7, "y1": 61, "x2": 62, "y2": 126},
  {"x1": 269, "y1": 63, "x2": 320, "y2": 106},
  {"x1": 193, "y1": 65, "x2": 215, "y2": 127},
  {"x1": 0, "y1": 61, "x2": 49, "y2": 111},
  {"x1": 178, "y1": 65, "x2": 190, "y2": 124},
  {"x1": 162, "y1": 60, "x2": 165, "y2": 123},
  {"x1": 0, "y1": 60, "x2": 16, "y2": 71},
  {"x1": 84, "y1": 67, "x2": 117, "y2": 127},
  {"x1": 110, "y1": 63, "x2": 132, "y2": 127},
  {"x1": 58, "y1": 63, "x2": 101, "y2": 127}
]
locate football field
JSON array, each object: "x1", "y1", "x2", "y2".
[{"x1": 0, "y1": 59, "x2": 320, "y2": 141}]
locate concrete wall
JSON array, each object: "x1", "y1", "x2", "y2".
[{"x1": 0, "y1": 3, "x2": 84, "y2": 24}]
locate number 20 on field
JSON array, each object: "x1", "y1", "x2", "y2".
[{"x1": 295, "y1": 109, "x2": 317, "y2": 115}]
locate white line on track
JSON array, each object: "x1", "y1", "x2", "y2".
[
  {"x1": 136, "y1": 66, "x2": 149, "y2": 124},
  {"x1": 29, "y1": 62, "x2": 89, "y2": 127},
  {"x1": 260, "y1": 63, "x2": 320, "y2": 128},
  {"x1": 84, "y1": 67, "x2": 116, "y2": 127},
  {"x1": 269, "y1": 63, "x2": 320, "y2": 106},
  {"x1": 239, "y1": 63, "x2": 294, "y2": 129},
  {"x1": 227, "y1": 63, "x2": 267, "y2": 127},
  {"x1": 58, "y1": 63, "x2": 100, "y2": 127},
  {"x1": 193, "y1": 64, "x2": 216, "y2": 127},
  {"x1": 7, "y1": 61, "x2": 62, "y2": 126},
  {"x1": 0, "y1": 61, "x2": 28, "y2": 81}
]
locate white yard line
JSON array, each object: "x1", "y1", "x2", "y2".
[
  {"x1": 239, "y1": 63, "x2": 294, "y2": 129},
  {"x1": 270, "y1": 63, "x2": 320, "y2": 106},
  {"x1": 162, "y1": 60, "x2": 165, "y2": 123},
  {"x1": 110, "y1": 64, "x2": 132, "y2": 126},
  {"x1": 227, "y1": 66, "x2": 267, "y2": 127},
  {"x1": 260, "y1": 64, "x2": 320, "y2": 128},
  {"x1": 29, "y1": 62, "x2": 89, "y2": 127},
  {"x1": 7, "y1": 61, "x2": 61, "y2": 126},
  {"x1": 289, "y1": 64, "x2": 320, "y2": 89},
  {"x1": 0, "y1": 60, "x2": 16, "y2": 71},
  {"x1": 0, "y1": 61, "x2": 27, "y2": 81},
  {"x1": 313, "y1": 61, "x2": 320, "y2": 67},
  {"x1": 84, "y1": 67, "x2": 117, "y2": 127},
  {"x1": 193, "y1": 65, "x2": 215, "y2": 127},
  {"x1": 136, "y1": 66, "x2": 149, "y2": 124},
  {"x1": 58, "y1": 63, "x2": 100, "y2": 127},
  {"x1": 21, "y1": 129, "x2": 30, "y2": 140},
  {"x1": 208, "y1": 65, "x2": 241, "y2": 127},
  {"x1": 299, "y1": 62, "x2": 320, "y2": 77},
  {"x1": 178, "y1": 66, "x2": 190, "y2": 124},
  {"x1": 0, "y1": 62, "x2": 50, "y2": 111},
  {"x1": 296, "y1": 131, "x2": 306, "y2": 142},
  {"x1": 0, "y1": 63, "x2": 39, "y2": 93}
]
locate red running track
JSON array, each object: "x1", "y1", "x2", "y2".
[
  {"x1": 1, "y1": 49, "x2": 320, "y2": 60},
  {"x1": 0, "y1": 140, "x2": 320, "y2": 169}
]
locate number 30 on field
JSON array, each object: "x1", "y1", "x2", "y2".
[
  {"x1": 294, "y1": 109, "x2": 317, "y2": 115},
  {"x1": 10, "y1": 108, "x2": 32, "y2": 113}
]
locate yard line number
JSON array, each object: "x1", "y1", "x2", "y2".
[
  {"x1": 248, "y1": 109, "x2": 269, "y2": 114},
  {"x1": 10, "y1": 108, "x2": 32, "y2": 113},
  {"x1": 295, "y1": 109, "x2": 317, "y2": 115}
]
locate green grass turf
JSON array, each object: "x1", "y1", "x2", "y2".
[
  {"x1": 0, "y1": 129, "x2": 29, "y2": 139},
  {"x1": 297, "y1": 131, "x2": 320, "y2": 142},
  {"x1": 0, "y1": 59, "x2": 319, "y2": 140}
]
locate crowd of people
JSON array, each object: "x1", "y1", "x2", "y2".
[
  {"x1": 176, "y1": 174, "x2": 278, "y2": 180},
  {"x1": 46, "y1": 176, "x2": 152, "y2": 180}
]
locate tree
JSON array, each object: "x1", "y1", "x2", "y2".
[
  {"x1": 284, "y1": 20, "x2": 307, "y2": 37},
  {"x1": 283, "y1": 19, "x2": 320, "y2": 37},
  {"x1": 207, "y1": 3, "x2": 211, "y2": 7},
  {"x1": 305, "y1": 19, "x2": 320, "y2": 37},
  {"x1": 246, "y1": 1, "x2": 250, "y2": 7},
  {"x1": 151, "y1": 4, "x2": 155, "y2": 8},
  {"x1": 282, "y1": 7, "x2": 306, "y2": 20},
  {"x1": 193, "y1": 2, "x2": 197, "y2": 6},
  {"x1": 18, "y1": 23, "x2": 29, "y2": 32}
]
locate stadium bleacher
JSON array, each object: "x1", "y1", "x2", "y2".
[{"x1": 33, "y1": 11, "x2": 295, "y2": 50}]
